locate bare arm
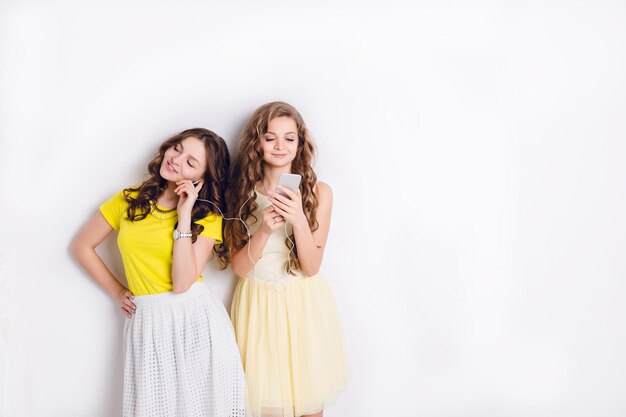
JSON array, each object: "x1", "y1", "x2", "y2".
[
  {"x1": 170, "y1": 179, "x2": 216, "y2": 293},
  {"x1": 171, "y1": 212, "x2": 215, "y2": 293},
  {"x1": 70, "y1": 212, "x2": 136, "y2": 317}
]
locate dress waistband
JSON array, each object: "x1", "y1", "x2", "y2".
[{"x1": 131, "y1": 282, "x2": 208, "y2": 306}]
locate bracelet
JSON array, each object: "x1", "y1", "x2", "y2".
[{"x1": 173, "y1": 229, "x2": 193, "y2": 240}]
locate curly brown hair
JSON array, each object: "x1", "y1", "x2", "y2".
[
  {"x1": 224, "y1": 102, "x2": 319, "y2": 274},
  {"x1": 123, "y1": 128, "x2": 230, "y2": 268}
]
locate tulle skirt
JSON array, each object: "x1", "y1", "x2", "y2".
[
  {"x1": 123, "y1": 282, "x2": 246, "y2": 417},
  {"x1": 231, "y1": 274, "x2": 349, "y2": 417}
]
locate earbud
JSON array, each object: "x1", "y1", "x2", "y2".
[{"x1": 192, "y1": 179, "x2": 201, "y2": 185}]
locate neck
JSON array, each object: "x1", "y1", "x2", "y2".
[
  {"x1": 159, "y1": 182, "x2": 179, "y2": 206},
  {"x1": 260, "y1": 164, "x2": 292, "y2": 193}
]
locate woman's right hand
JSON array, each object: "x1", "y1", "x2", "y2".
[
  {"x1": 259, "y1": 205, "x2": 285, "y2": 235},
  {"x1": 116, "y1": 288, "x2": 136, "y2": 318}
]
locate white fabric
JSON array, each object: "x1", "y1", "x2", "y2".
[{"x1": 123, "y1": 283, "x2": 246, "y2": 417}]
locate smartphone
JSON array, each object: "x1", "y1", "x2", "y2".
[{"x1": 276, "y1": 173, "x2": 301, "y2": 198}]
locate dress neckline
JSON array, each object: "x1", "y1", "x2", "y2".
[
  {"x1": 254, "y1": 188, "x2": 269, "y2": 198},
  {"x1": 150, "y1": 202, "x2": 178, "y2": 219}
]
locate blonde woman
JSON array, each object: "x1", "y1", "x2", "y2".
[{"x1": 225, "y1": 102, "x2": 349, "y2": 417}]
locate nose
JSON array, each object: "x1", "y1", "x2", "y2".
[{"x1": 274, "y1": 139, "x2": 284, "y2": 149}]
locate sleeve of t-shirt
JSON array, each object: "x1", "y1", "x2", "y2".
[
  {"x1": 197, "y1": 212, "x2": 223, "y2": 244},
  {"x1": 99, "y1": 191, "x2": 127, "y2": 231}
]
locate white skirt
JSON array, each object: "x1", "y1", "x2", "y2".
[{"x1": 123, "y1": 282, "x2": 246, "y2": 417}]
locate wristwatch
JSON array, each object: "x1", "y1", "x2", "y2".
[{"x1": 173, "y1": 229, "x2": 193, "y2": 240}]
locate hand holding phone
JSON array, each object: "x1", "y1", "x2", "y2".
[
  {"x1": 270, "y1": 173, "x2": 307, "y2": 228},
  {"x1": 275, "y1": 173, "x2": 301, "y2": 198}
]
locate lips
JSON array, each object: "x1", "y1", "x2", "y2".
[
  {"x1": 166, "y1": 161, "x2": 178, "y2": 173},
  {"x1": 271, "y1": 153, "x2": 287, "y2": 158}
]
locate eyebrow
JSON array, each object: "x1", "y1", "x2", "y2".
[
  {"x1": 178, "y1": 142, "x2": 200, "y2": 165},
  {"x1": 266, "y1": 131, "x2": 297, "y2": 135}
]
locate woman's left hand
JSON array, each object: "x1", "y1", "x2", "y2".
[
  {"x1": 268, "y1": 186, "x2": 308, "y2": 229},
  {"x1": 175, "y1": 179, "x2": 203, "y2": 216}
]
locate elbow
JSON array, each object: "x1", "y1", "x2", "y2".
[
  {"x1": 301, "y1": 266, "x2": 320, "y2": 277},
  {"x1": 231, "y1": 264, "x2": 244, "y2": 278},
  {"x1": 172, "y1": 281, "x2": 192, "y2": 294},
  {"x1": 69, "y1": 238, "x2": 84, "y2": 260},
  {"x1": 230, "y1": 257, "x2": 247, "y2": 278},
  {"x1": 171, "y1": 273, "x2": 196, "y2": 294}
]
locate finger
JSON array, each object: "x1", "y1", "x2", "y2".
[
  {"x1": 123, "y1": 297, "x2": 136, "y2": 310},
  {"x1": 264, "y1": 205, "x2": 275, "y2": 213},
  {"x1": 184, "y1": 183, "x2": 198, "y2": 195},
  {"x1": 177, "y1": 182, "x2": 194, "y2": 192},
  {"x1": 121, "y1": 306, "x2": 132, "y2": 318},
  {"x1": 269, "y1": 193, "x2": 291, "y2": 204},
  {"x1": 176, "y1": 185, "x2": 193, "y2": 196},
  {"x1": 273, "y1": 219, "x2": 286, "y2": 228},
  {"x1": 270, "y1": 214, "x2": 285, "y2": 223},
  {"x1": 272, "y1": 204, "x2": 289, "y2": 217},
  {"x1": 125, "y1": 292, "x2": 136, "y2": 303},
  {"x1": 272, "y1": 199, "x2": 292, "y2": 212},
  {"x1": 277, "y1": 185, "x2": 298, "y2": 200}
]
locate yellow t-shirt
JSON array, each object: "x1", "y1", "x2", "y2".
[{"x1": 99, "y1": 190, "x2": 222, "y2": 296}]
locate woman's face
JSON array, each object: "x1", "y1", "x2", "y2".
[
  {"x1": 261, "y1": 116, "x2": 299, "y2": 168},
  {"x1": 160, "y1": 136, "x2": 208, "y2": 183}
]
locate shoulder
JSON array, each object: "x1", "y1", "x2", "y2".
[
  {"x1": 100, "y1": 188, "x2": 134, "y2": 229},
  {"x1": 122, "y1": 187, "x2": 140, "y2": 200},
  {"x1": 101, "y1": 187, "x2": 139, "y2": 211},
  {"x1": 314, "y1": 181, "x2": 333, "y2": 205},
  {"x1": 103, "y1": 189, "x2": 129, "y2": 206},
  {"x1": 315, "y1": 181, "x2": 333, "y2": 197}
]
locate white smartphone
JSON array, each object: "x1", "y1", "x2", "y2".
[{"x1": 276, "y1": 173, "x2": 301, "y2": 198}]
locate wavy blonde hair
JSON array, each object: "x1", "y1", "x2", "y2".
[{"x1": 224, "y1": 102, "x2": 319, "y2": 274}]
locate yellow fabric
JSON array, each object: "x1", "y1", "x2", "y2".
[
  {"x1": 230, "y1": 192, "x2": 349, "y2": 416},
  {"x1": 99, "y1": 190, "x2": 222, "y2": 296},
  {"x1": 231, "y1": 275, "x2": 349, "y2": 417}
]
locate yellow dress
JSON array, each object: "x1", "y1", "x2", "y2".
[{"x1": 230, "y1": 191, "x2": 349, "y2": 417}]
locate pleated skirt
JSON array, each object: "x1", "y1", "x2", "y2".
[
  {"x1": 231, "y1": 274, "x2": 349, "y2": 417},
  {"x1": 123, "y1": 282, "x2": 246, "y2": 417}
]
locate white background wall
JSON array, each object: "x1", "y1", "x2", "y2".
[{"x1": 1, "y1": 1, "x2": 625, "y2": 416}]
